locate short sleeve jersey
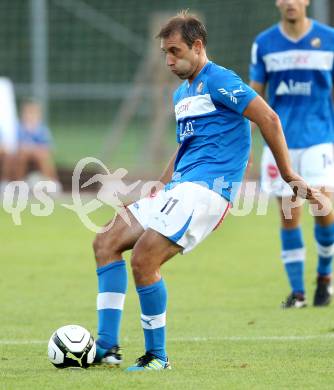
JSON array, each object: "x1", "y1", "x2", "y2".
[
  {"x1": 18, "y1": 122, "x2": 52, "y2": 147},
  {"x1": 250, "y1": 20, "x2": 334, "y2": 148},
  {"x1": 170, "y1": 61, "x2": 257, "y2": 202}
]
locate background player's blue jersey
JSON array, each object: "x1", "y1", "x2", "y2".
[
  {"x1": 250, "y1": 20, "x2": 334, "y2": 149},
  {"x1": 169, "y1": 61, "x2": 257, "y2": 202},
  {"x1": 17, "y1": 122, "x2": 52, "y2": 147}
]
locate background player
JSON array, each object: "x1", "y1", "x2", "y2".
[
  {"x1": 92, "y1": 11, "x2": 316, "y2": 371},
  {"x1": 15, "y1": 99, "x2": 61, "y2": 189},
  {"x1": 249, "y1": 0, "x2": 334, "y2": 308}
]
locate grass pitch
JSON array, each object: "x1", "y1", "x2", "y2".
[{"x1": 1, "y1": 200, "x2": 334, "y2": 389}]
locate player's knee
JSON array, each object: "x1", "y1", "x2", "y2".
[
  {"x1": 93, "y1": 229, "x2": 123, "y2": 266},
  {"x1": 131, "y1": 246, "x2": 151, "y2": 280},
  {"x1": 130, "y1": 249, "x2": 143, "y2": 276},
  {"x1": 93, "y1": 233, "x2": 108, "y2": 265}
]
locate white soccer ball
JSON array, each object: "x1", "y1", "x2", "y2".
[{"x1": 48, "y1": 325, "x2": 96, "y2": 369}]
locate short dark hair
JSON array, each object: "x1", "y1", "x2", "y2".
[{"x1": 157, "y1": 10, "x2": 207, "y2": 48}]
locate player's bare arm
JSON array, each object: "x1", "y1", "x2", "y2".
[
  {"x1": 246, "y1": 81, "x2": 266, "y2": 175},
  {"x1": 145, "y1": 146, "x2": 180, "y2": 197},
  {"x1": 158, "y1": 146, "x2": 180, "y2": 184}
]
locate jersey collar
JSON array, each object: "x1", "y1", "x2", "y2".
[
  {"x1": 186, "y1": 61, "x2": 211, "y2": 88},
  {"x1": 278, "y1": 19, "x2": 314, "y2": 44}
]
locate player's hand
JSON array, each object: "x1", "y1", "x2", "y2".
[
  {"x1": 148, "y1": 181, "x2": 164, "y2": 198},
  {"x1": 283, "y1": 172, "x2": 315, "y2": 199},
  {"x1": 283, "y1": 172, "x2": 332, "y2": 215}
]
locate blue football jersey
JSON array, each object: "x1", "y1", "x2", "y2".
[
  {"x1": 18, "y1": 122, "x2": 52, "y2": 146},
  {"x1": 250, "y1": 20, "x2": 334, "y2": 148},
  {"x1": 169, "y1": 61, "x2": 257, "y2": 202}
]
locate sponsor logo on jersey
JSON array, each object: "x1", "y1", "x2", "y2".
[
  {"x1": 196, "y1": 81, "x2": 204, "y2": 94},
  {"x1": 265, "y1": 52, "x2": 310, "y2": 71},
  {"x1": 179, "y1": 120, "x2": 195, "y2": 141},
  {"x1": 232, "y1": 85, "x2": 245, "y2": 95},
  {"x1": 263, "y1": 50, "x2": 334, "y2": 71},
  {"x1": 176, "y1": 101, "x2": 192, "y2": 116},
  {"x1": 174, "y1": 94, "x2": 216, "y2": 120},
  {"x1": 311, "y1": 37, "x2": 321, "y2": 48},
  {"x1": 218, "y1": 88, "x2": 238, "y2": 104},
  {"x1": 275, "y1": 79, "x2": 312, "y2": 96}
]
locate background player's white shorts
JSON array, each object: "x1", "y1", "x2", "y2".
[
  {"x1": 128, "y1": 182, "x2": 230, "y2": 254},
  {"x1": 261, "y1": 143, "x2": 334, "y2": 197}
]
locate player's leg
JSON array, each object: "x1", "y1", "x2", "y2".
[
  {"x1": 301, "y1": 143, "x2": 334, "y2": 306},
  {"x1": 261, "y1": 146, "x2": 306, "y2": 307},
  {"x1": 125, "y1": 182, "x2": 230, "y2": 371},
  {"x1": 31, "y1": 147, "x2": 59, "y2": 180},
  {"x1": 92, "y1": 209, "x2": 144, "y2": 364},
  {"x1": 14, "y1": 148, "x2": 30, "y2": 180},
  {"x1": 2, "y1": 153, "x2": 16, "y2": 180},
  {"x1": 126, "y1": 229, "x2": 181, "y2": 371},
  {"x1": 310, "y1": 190, "x2": 334, "y2": 306},
  {"x1": 278, "y1": 197, "x2": 306, "y2": 308},
  {"x1": 0, "y1": 150, "x2": 16, "y2": 191},
  {"x1": 30, "y1": 147, "x2": 62, "y2": 193}
]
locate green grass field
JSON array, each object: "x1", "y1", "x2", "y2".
[
  {"x1": 51, "y1": 125, "x2": 263, "y2": 178},
  {"x1": 1, "y1": 200, "x2": 334, "y2": 389},
  {"x1": 52, "y1": 125, "x2": 177, "y2": 173}
]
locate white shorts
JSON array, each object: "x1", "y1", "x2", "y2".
[
  {"x1": 128, "y1": 182, "x2": 230, "y2": 254},
  {"x1": 261, "y1": 143, "x2": 334, "y2": 197}
]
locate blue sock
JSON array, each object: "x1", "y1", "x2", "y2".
[
  {"x1": 96, "y1": 260, "x2": 128, "y2": 349},
  {"x1": 281, "y1": 227, "x2": 305, "y2": 294},
  {"x1": 137, "y1": 278, "x2": 167, "y2": 362},
  {"x1": 315, "y1": 223, "x2": 334, "y2": 276}
]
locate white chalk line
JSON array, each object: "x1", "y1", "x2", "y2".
[{"x1": 1, "y1": 334, "x2": 334, "y2": 345}]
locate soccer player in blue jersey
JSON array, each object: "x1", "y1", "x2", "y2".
[
  {"x1": 250, "y1": 0, "x2": 334, "y2": 308},
  {"x1": 15, "y1": 100, "x2": 60, "y2": 185},
  {"x1": 92, "y1": 11, "x2": 315, "y2": 370}
]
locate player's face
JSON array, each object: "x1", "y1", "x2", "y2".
[
  {"x1": 161, "y1": 32, "x2": 201, "y2": 80},
  {"x1": 21, "y1": 103, "x2": 42, "y2": 128},
  {"x1": 276, "y1": 0, "x2": 310, "y2": 23}
]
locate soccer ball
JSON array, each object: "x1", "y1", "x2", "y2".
[{"x1": 48, "y1": 325, "x2": 96, "y2": 368}]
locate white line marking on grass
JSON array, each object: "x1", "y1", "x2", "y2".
[
  {"x1": 2, "y1": 334, "x2": 334, "y2": 345},
  {"x1": 0, "y1": 340, "x2": 46, "y2": 345},
  {"x1": 170, "y1": 334, "x2": 334, "y2": 342}
]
